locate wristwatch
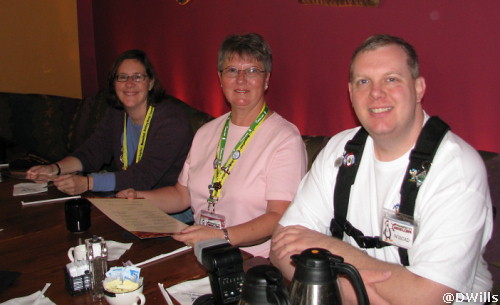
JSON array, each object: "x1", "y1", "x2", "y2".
[{"x1": 222, "y1": 228, "x2": 231, "y2": 244}]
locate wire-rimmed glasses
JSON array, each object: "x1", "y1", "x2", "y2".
[
  {"x1": 221, "y1": 67, "x2": 266, "y2": 79},
  {"x1": 115, "y1": 73, "x2": 148, "y2": 82}
]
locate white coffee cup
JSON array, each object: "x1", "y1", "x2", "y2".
[
  {"x1": 104, "y1": 285, "x2": 146, "y2": 305},
  {"x1": 67, "y1": 244, "x2": 87, "y2": 262}
]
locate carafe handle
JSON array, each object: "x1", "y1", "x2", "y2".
[
  {"x1": 266, "y1": 269, "x2": 290, "y2": 305},
  {"x1": 336, "y1": 263, "x2": 370, "y2": 305}
]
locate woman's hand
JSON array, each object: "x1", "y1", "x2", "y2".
[
  {"x1": 53, "y1": 174, "x2": 89, "y2": 195},
  {"x1": 27, "y1": 157, "x2": 83, "y2": 181},
  {"x1": 116, "y1": 188, "x2": 138, "y2": 200},
  {"x1": 26, "y1": 164, "x2": 58, "y2": 180},
  {"x1": 172, "y1": 225, "x2": 224, "y2": 246}
]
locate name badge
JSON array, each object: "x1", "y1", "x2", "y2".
[
  {"x1": 380, "y1": 209, "x2": 417, "y2": 249},
  {"x1": 199, "y1": 209, "x2": 226, "y2": 229}
]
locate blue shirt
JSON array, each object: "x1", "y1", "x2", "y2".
[{"x1": 92, "y1": 117, "x2": 141, "y2": 192}]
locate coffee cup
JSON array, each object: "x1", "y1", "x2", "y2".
[
  {"x1": 64, "y1": 198, "x2": 91, "y2": 232},
  {"x1": 68, "y1": 244, "x2": 87, "y2": 262},
  {"x1": 104, "y1": 285, "x2": 146, "y2": 305}
]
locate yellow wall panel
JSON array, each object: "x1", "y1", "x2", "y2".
[{"x1": 0, "y1": 0, "x2": 81, "y2": 99}]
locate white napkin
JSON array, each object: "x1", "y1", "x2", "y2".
[
  {"x1": 13, "y1": 183, "x2": 48, "y2": 196},
  {"x1": 106, "y1": 240, "x2": 133, "y2": 261},
  {"x1": 166, "y1": 276, "x2": 211, "y2": 305},
  {"x1": 0, "y1": 290, "x2": 55, "y2": 305}
]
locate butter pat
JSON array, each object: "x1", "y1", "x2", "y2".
[{"x1": 104, "y1": 279, "x2": 139, "y2": 293}]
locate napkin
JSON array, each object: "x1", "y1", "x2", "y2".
[
  {"x1": 13, "y1": 183, "x2": 48, "y2": 196},
  {"x1": 106, "y1": 240, "x2": 133, "y2": 261},
  {"x1": 0, "y1": 290, "x2": 55, "y2": 305},
  {"x1": 166, "y1": 276, "x2": 211, "y2": 305}
]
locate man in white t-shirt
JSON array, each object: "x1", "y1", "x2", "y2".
[{"x1": 270, "y1": 34, "x2": 493, "y2": 305}]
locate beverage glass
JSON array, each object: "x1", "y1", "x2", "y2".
[{"x1": 64, "y1": 198, "x2": 91, "y2": 232}]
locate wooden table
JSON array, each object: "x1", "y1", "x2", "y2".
[{"x1": 0, "y1": 171, "x2": 225, "y2": 304}]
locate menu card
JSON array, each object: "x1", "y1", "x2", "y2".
[{"x1": 88, "y1": 198, "x2": 188, "y2": 239}]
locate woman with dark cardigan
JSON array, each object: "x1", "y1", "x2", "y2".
[{"x1": 27, "y1": 49, "x2": 194, "y2": 222}]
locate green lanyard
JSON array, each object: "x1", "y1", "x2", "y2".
[
  {"x1": 207, "y1": 103, "x2": 269, "y2": 213},
  {"x1": 121, "y1": 105, "x2": 155, "y2": 170}
]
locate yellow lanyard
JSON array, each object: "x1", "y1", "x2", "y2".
[
  {"x1": 121, "y1": 105, "x2": 155, "y2": 170},
  {"x1": 207, "y1": 103, "x2": 268, "y2": 212}
]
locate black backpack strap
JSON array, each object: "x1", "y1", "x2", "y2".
[
  {"x1": 398, "y1": 116, "x2": 450, "y2": 265},
  {"x1": 330, "y1": 117, "x2": 450, "y2": 266},
  {"x1": 330, "y1": 127, "x2": 368, "y2": 239},
  {"x1": 343, "y1": 221, "x2": 392, "y2": 248}
]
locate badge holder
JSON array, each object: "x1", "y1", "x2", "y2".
[
  {"x1": 199, "y1": 209, "x2": 226, "y2": 229},
  {"x1": 380, "y1": 209, "x2": 418, "y2": 249}
]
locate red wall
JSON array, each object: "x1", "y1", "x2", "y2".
[{"x1": 88, "y1": 0, "x2": 500, "y2": 153}]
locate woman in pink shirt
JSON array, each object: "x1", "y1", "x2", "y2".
[{"x1": 118, "y1": 33, "x2": 307, "y2": 257}]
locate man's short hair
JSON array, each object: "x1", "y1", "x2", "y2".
[{"x1": 349, "y1": 34, "x2": 420, "y2": 81}]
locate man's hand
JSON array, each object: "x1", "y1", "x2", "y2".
[
  {"x1": 272, "y1": 225, "x2": 334, "y2": 260},
  {"x1": 340, "y1": 270, "x2": 393, "y2": 305}
]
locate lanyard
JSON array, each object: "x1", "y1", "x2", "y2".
[
  {"x1": 121, "y1": 105, "x2": 155, "y2": 170},
  {"x1": 207, "y1": 103, "x2": 269, "y2": 213}
]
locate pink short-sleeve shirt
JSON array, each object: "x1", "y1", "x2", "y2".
[{"x1": 179, "y1": 112, "x2": 307, "y2": 257}]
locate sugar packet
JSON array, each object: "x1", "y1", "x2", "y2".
[{"x1": 105, "y1": 266, "x2": 141, "y2": 283}]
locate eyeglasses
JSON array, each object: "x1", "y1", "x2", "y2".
[
  {"x1": 221, "y1": 67, "x2": 266, "y2": 79},
  {"x1": 115, "y1": 73, "x2": 148, "y2": 82}
]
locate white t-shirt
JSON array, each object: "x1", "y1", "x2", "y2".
[
  {"x1": 280, "y1": 115, "x2": 493, "y2": 299},
  {"x1": 179, "y1": 112, "x2": 307, "y2": 257}
]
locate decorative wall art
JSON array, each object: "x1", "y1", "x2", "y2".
[
  {"x1": 299, "y1": 0, "x2": 379, "y2": 6},
  {"x1": 175, "y1": 0, "x2": 379, "y2": 8}
]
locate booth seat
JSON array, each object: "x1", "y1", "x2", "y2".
[{"x1": 0, "y1": 92, "x2": 330, "y2": 168}]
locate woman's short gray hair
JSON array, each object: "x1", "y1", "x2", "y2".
[{"x1": 217, "y1": 33, "x2": 272, "y2": 73}]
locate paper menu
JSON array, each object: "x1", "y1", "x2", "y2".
[{"x1": 88, "y1": 198, "x2": 188, "y2": 239}]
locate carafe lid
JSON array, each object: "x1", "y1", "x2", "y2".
[
  {"x1": 291, "y1": 248, "x2": 341, "y2": 284},
  {"x1": 240, "y1": 265, "x2": 287, "y2": 305}
]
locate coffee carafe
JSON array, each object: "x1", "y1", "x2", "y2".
[
  {"x1": 238, "y1": 265, "x2": 290, "y2": 305},
  {"x1": 289, "y1": 248, "x2": 369, "y2": 305}
]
